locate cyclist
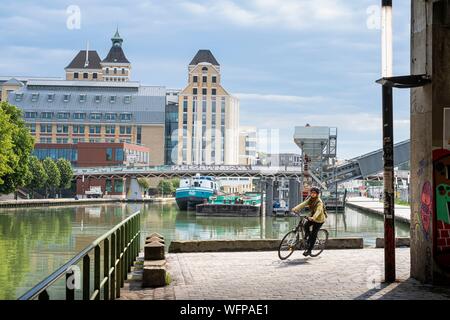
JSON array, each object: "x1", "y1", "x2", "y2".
[{"x1": 291, "y1": 187, "x2": 327, "y2": 257}]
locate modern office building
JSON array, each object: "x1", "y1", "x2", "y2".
[
  {"x1": 9, "y1": 80, "x2": 166, "y2": 165},
  {"x1": 177, "y1": 50, "x2": 240, "y2": 165},
  {"x1": 239, "y1": 126, "x2": 257, "y2": 165},
  {"x1": 0, "y1": 76, "x2": 62, "y2": 102},
  {"x1": 165, "y1": 89, "x2": 181, "y2": 164}
]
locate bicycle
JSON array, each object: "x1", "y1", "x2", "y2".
[{"x1": 278, "y1": 214, "x2": 329, "y2": 260}]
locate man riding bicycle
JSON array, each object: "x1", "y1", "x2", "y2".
[{"x1": 291, "y1": 187, "x2": 327, "y2": 257}]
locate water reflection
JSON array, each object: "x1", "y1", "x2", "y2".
[{"x1": 0, "y1": 203, "x2": 410, "y2": 299}]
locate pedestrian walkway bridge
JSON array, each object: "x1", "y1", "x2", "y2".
[{"x1": 73, "y1": 140, "x2": 410, "y2": 188}]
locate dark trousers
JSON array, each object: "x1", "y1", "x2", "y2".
[{"x1": 304, "y1": 220, "x2": 323, "y2": 251}]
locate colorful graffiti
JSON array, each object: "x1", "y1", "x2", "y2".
[
  {"x1": 433, "y1": 149, "x2": 450, "y2": 270},
  {"x1": 420, "y1": 181, "x2": 432, "y2": 239}
]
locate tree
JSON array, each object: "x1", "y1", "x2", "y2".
[
  {"x1": 158, "y1": 179, "x2": 175, "y2": 197},
  {"x1": 138, "y1": 178, "x2": 150, "y2": 195},
  {"x1": 171, "y1": 178, "x2": 180, "y2": 189},
  {"x1": 0, "y1": 102, "x2": 34, "y2": 195},
  {"x1": 56, "y1": 158, "x2": 73, "y2": 192},
  {"x1": 27, "y1": 156, "x2": 48, "y2": 198},
  {"x1": 42, "y1": 158, "x2": 60, "y2": 198}
]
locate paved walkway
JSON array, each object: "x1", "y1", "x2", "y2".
[
  {"x1": 120, "y1": 248, "x2": 450, "y2": 300},
  {"x1": 346, "y1": 196, "x2": 410, "y2": 224}
]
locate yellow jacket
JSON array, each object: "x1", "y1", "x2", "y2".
[{"x1": 292, "y1": 197, "x2": 327, "y2": 223}]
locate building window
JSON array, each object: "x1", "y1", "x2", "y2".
[
  {"x1": 202, "y1": 66, "x2": 208, "y2": 72},
  {"x1": 193, "y1": 88, "x2": 198, "y2": 95},
  {"x1": 114, "y1": 68, "x2": 117, "y2": 74},
  {"x1": 105, "y1": 179, "x2": 112, "y2": 192},
  {"x1": 74, "y1": 72, "x2": 79, "y2": 79},
  {"x1": 183, "y1": 97, "x2": 188, "y2": 112},
  {"x1": 124, "y1": 96, "x2": 131, "y2": 104},
  {"x1": 94, "y1": 95, "x2": 101, "y2": 103},
  {"x1": 110, "y1": 96, "x2": 116, "y2": 103},
  {"x1": 41, "y1": 112, "x2": 53, "y2": 119},
  {"x1": 93, "y1": 73, "x2": 98, "y2": 79},
  {"x1": 63, "y1": 94, "x2": 70, "y2": 102},
  {"x1": 57, "y1": 124, "x2": 69, "y2": 133},
  {"x1": 83, "y1": 73, "x2": 88, "y2": 79},
  {"x1": 89, "y1": 125, "x2": 101, "y2": 134},
  {"x1": 25, "y1": 112, "x2": 37, "y2": 119},
  {"x1": 105, "y1": 113, "x2": 117, "y2": 121},
  {"x1": 106, "y1": 68, "x2": 109, "y2": 74},
  {"x1": 26, "y1": 123, "x2": 36, "y2": 133},
  {"x1": 79, "y1": 94, "x2": 87, "y2": 102},
  {"x1": 57, "y1": 112, "x2": 70, "y2": 119},
  {"x1": 73, "y1": 125, "x2": 85, "y2": 134},
  {"x1": 202, "y1": 88, "x2": 207, "y2": 95},
  {"x1": 115, "y1": 149, "x2": 124, "y2": 161},
  {"x1": 31, "y1": 93, "x2": 39, "y2": 102},
  {"x1": 119, "y1": 126, "x2": 132, "y2": 134},
  {"x1": 212, "y1": 76, "x2": 217, "y2": 83},
  {"x1": 106, "y1": 148, "x2": 113, "y2": 161},
  {"x1": 137, "y1": 126, "x2": 142, "y2": 144},
  {"x1": 202, "y1": 76, "x2": 207, "y2": 83},
  {"x1": 47, "y1": 94, "x2": 54, "y2": 102},
  {"x1": 90, "y1": 113, "x2": 102, "y2": 120},
  {"x1": 114, "y1": 179, "x2": 124, "y2": 192},
  {"x1": 105, "y1": 125, "x2": 115, "y2": 134},
  {"x1": 120, "y1": 113, "x2": 132, "y2": 121},
  {"x1": 40, "y1": 124, "x2": 52, "y2": 133},
  {"x1": 193, "y1": 76, "x2": 198, "y2": 83},
  {"x1": 122, "y1": 68, "x2": 125, "y2": 75},
  {"x1": 14, "y1": 93, "x2": 23, "y2": 102},
  {"x1": 73, "y1": 112, "x2": 86, "y2": 120},
  {"x1": 212, "y1": 88, "x2": 217, "y2": 95}
]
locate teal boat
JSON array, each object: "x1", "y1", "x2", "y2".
[{"x1": 175, "y1": 175, "x2": 219, "y2": 210}]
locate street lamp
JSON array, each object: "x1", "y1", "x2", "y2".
[{"x1": 376, "y1": 0, "x2": 430, "y2": 283}]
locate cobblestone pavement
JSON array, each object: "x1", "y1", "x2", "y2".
[{"x1": 120, "y1": 248, "x2": 450, "y2": 300}]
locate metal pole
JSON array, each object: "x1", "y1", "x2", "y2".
[{"x1": 381, "y1": 0, "x2": 395, "y2": 282}]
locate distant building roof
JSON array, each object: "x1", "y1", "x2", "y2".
[
  {"x1": 2, "y1": 78, "x2": 24, "y2": 86},
  {"x1": 102, "y1": 46, "x2": 130, "y2": 64},
  {"x1": 66, "y1": 50, "x2": 102, "y2": 69},
  {"x1": 189, "y1": 50, "x2": 220, "y2": 66}
]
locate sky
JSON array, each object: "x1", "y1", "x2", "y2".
[{"x1": 0, "y1": 0, "x2": 411, "y2": 160}]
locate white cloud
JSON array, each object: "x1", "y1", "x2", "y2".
[{"x1": 235, "y1": 92, "x2": 326, "y2": 104}]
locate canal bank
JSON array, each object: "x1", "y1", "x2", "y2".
[
  {"x1": 0, "y1": 197, "x2": 175, "y2": 208},
  {"x1": 346, "y1": 196, "x2": 410, "y2": 224}
]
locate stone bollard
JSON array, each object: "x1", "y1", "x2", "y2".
[
  {"x1": 147, "y1": 232, "x2": 164, "y2": 240},
  {"x1": 144, "y1": 241, "x2": 165, "y2": 260},
  {"x1": 143, "y1": 260, "x2": 166, "y2": 287},
  {"x1": 145, "y1": 236, "x2": 165, "y2": 245}
]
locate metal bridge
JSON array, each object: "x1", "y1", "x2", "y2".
[{"x1": 73, "y1": 140, "x2": 410, "y2": 187}]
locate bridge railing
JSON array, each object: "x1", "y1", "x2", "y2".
[{"x1": 18, "y1": 210, "x2": 141, "y2": 300}]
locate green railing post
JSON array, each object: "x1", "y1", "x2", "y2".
[
  {"x1": 110, "y1": 232, "x2": 116, "y2": 300},
  {"x1": 83, "y1": 255, "x2": 90, "y2": 300},
  {"x1": 94, "y1": 245, "x2": 100, "y2": 300},
  {"x1": 122, "y1": 225, "x2": 126, "y2": 285},
  {"x1": 116, "y1": 228, "x2": 121, "y2": 298},
  {"x1": 104, "y1": 238, "x2": 110, "y2": 300}
]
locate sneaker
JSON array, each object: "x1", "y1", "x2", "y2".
[{"x1": 303, "y1": 250, "x2": 311, "y2": 257}]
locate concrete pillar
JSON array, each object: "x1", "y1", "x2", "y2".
[
  {"x1": 127, "y1": 176, "x2": 142, "y2": 200},
  {"x1": 411, "y1": 0, "x2": 450, "y2": 284},
  {"x1": 288, "y1": 178, "x2": 300, "y2": 209},
  {"x1": 265, "y1": 178, "x2": 273, "y2": 216}
]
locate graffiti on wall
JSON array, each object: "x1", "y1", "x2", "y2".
[
  {"x1": 420, "y1": 181, "x2": 432, "y2": 240},
  {"x1": 433, "y1": 149, "x2": 450, "y2": 270}
]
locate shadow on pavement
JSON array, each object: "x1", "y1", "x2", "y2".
[
  {"x1": 274, "y1": 258, "x2": 311, "y2": 268},
  {"x1": 354, "y1": 278, "x2": 450, "y2": 300}
]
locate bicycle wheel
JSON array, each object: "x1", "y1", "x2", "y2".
[
  {"x1": 309, "y1": 229, "x2": 329, "y2": 257},
  {"x1": 278, "y1": 231, "x2": 299, "y2": 260}
]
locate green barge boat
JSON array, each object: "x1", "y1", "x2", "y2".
[{"x1": 195, "y1": 192, "x2": 262, "y2": 217}]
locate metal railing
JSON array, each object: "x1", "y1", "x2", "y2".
[{"x1": 18, "y1": 210, "x2": 141, "y2": 300}]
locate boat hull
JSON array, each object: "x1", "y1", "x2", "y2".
[
  {"x1": 196, "y1": 204, "x2": 261, "y2": 217},
  {"x1": 175, "y1": 188, "x2": 215, "y2": 211}
]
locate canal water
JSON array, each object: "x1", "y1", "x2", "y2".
[{"x1": 0, "y1": 202, "x2": 410, "y2": 299}]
